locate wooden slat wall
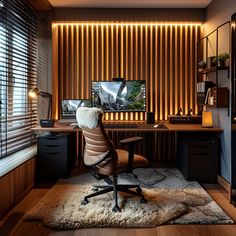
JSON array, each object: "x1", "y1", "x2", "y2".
[{"x1": 52, "y1": 22, "x2": 201, "y2": 121}]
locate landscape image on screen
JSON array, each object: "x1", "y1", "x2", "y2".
[
  {"x1": 92, "y1": 81, "x2": 146, "y2": 112},
  {"x1": 61, "y1": 99, "x2": 91, "y2": 118}
]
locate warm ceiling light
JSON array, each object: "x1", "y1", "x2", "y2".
[{"x1": 52, "y1": 22, "x2": 202, "y2": 27}]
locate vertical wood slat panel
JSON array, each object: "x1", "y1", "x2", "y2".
[{"x1": 52, "y1": 23, "x2": 201, "y2": 121}]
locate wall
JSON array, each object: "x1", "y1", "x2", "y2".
[
  {"x1": 205, "y1": 0, "x2": 236, "y2": 183},
  {"x1": 38, "y1": 8, "x2": 205, "y2": 121}
]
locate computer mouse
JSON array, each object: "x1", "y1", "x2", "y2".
[{"x1": 154, "y1": 124, "x2": 162, "y2": 128}]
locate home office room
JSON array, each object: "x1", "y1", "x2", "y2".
[{"x1": 1, "y1": 0, "x2": 236, "y2": 235}]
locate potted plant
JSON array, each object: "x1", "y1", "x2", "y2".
[
  {"x1": 212, "y1": 53, "x2": 230, "y2": 67},
  {"x1": 218, "y1": 53, "x2": 230, "y2": 67}
]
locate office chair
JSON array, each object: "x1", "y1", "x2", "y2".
[{"x1": 76, "y1": 107, "x2": 149, "y2": 212}]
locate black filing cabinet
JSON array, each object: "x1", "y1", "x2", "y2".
[
  {"x1": 177, "y1": 132, "x2": 219, "y2": 183},
  {"x1": 36, "y1": 132, "x2": 76, "y2": 182}
]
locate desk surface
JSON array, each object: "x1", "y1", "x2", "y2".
[{"x1": 32, "y1": 122, "x2": 223, "y2": 133}]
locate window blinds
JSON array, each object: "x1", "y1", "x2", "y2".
[{"x1": 0, "y1": 0, "x2": 37, "y2": 158}]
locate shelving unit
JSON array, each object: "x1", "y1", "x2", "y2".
[{"x1": 197, "y1": 21, "x2": 230, "y2": 111}]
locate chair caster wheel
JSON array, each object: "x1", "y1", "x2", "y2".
[
  {"x1": 140, "y1": 197, "x2": 147, "y2": 204},
  {"x1": 92, "y1": 187, "x2": 99, "y2": 192},
  {"x1": 136, "y1": 187, "x2": 142, "y2": 194},
  {"x1": 81, "y1": 198, "x2": 89, "y2": 205},
  {"x1": 112, "y1": 205, "x2": 121, "y2": 212}
]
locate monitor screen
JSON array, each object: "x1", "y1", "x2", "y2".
[
  {"x1": 61, "y1": 99, "x2": 91, "y2": 119},
  {"x1": 91, "y1": 80, "x2": 146, "y2": 112}
]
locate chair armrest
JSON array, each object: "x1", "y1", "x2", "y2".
[
  {"x1": 119, "y1": 136, "x2": 144, "y2": 173},
  {"x1": 119, "y1": 136, "x2": 143, "y2": 145}
]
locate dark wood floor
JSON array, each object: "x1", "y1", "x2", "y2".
[{"x1": 1, "y1": 180, "x2": 236, "y2": 235}]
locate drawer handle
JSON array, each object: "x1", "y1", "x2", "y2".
[
  {"x1": 193, "y1": 153, "x2": 213, "y2": 156},
  {"x1": 45, "y1": 145, "x2": 60, "y2": 147},
  {"x1": 194, "y1": 145, "x2": 209, "y2": 148}
]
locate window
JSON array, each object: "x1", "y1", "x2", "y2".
[{"x1": 0, "y1": 0, "x2": 37, "y2": 158}]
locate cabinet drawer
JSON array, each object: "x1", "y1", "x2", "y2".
[
  {"x1": 189, "y1": 137, "x2": 218, "y2": 147},
  {"x1": 38, "y1": 144, "x2": 67, "y2": 153},
  {"x1": 190, "y1": 147, "x2": 217, "y2": 155},
  {"x1": 38, "y1": 150, "x2": 66, "y2": 159},
  {"x1": 37, "y1": 155, "x2": 67, "y2": 178},
  {"x1": 38, "y1": 137, "x2": 67, "y2": 146}
]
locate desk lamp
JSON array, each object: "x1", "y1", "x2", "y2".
[
  {"x1": 202, "y1": 111, "x2": 213, "y2": 128},
  {"x1": 29, "y1": 87, "x2": 54, "y2": 127}
]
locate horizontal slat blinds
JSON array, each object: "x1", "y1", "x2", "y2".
[
  {"x1": 0, "y1": 0, "x2": 37, "y2": 158},
  {"x1": 52, "y1": 22, "x2": 201, "y2": 121}
]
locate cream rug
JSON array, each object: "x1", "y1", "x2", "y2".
[{"x1": 25, "y1": 168, "x2": 234, "y2": 229}]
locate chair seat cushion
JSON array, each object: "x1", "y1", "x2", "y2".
[{"x1": 114, "y1": 149, "x2": 149, "y2": 174}]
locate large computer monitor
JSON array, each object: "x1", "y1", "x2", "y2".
[
  {"x1": 61, "y1": 99, "x2": 91, "y2": 120},
  {"x1": 91, "y1": 80, "x2": 146, "y2": 112}
]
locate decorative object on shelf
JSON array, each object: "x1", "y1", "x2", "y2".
[
  {"x1": 197, "y1": 81, "x2": 216, "y2": 105},
  {"x1": 29, "y1": 87, "x2": 54, "y2": 127},
  {"x1": 176, "y1": 107, "x2": 182, "y2": 116},
  {"x1": 204, "y1": 87, "x2": 229, "y2": 107},
  {"x1": 187, "y1": 108, "x2": 193, "y2": 116},
  {"x1": 198, "y1": 60, "x2": 207, "y2": 71},
  {"x1": 202, "y1": 111, "x2": 213, "y2": 128},
  {"x1": 207, "y1": 56, "x2": 216, "y2": 69}
]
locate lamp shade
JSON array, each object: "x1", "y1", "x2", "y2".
[
  {"x1": 29, "y1": 87, "x2": 38, "y2": 98},
  {"x1": 202, "y1": 111, "x2": 213, "y2": 128}
]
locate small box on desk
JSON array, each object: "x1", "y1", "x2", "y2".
[
  {"x1": 168, "y1": 115, "x2": 202, "y2": 124},
  {"x1": 40, "y1": 119, "x2": 54, "y2": 127}
]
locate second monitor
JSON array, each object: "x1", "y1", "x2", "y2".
[{"x1": 60, "y1": 99, "x2": 91, "y2": 121}]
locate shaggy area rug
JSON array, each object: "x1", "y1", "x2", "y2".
[{"x1": 24, "y1": 168, "x2": 234, "y2": 230}]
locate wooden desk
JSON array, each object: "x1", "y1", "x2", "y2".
[
  {"x1": 32, "y1": 122, "x2": 223, "y2": 183},
  {"x1": 32, "y1": 122, "x2": 223, "y2": 133}
]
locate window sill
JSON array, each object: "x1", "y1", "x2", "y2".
[{"x1": 0, "y1": 145, "x2": 37, "y2": 178}]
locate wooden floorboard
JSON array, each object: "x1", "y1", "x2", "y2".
[{"x1": 2, "y1": 183, "x2": 236, "y2": 236}]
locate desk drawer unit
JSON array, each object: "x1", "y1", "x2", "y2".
[
  {"x1": 37, "y1": 132, "x2": 76, "y2": 182},
  {"x1": 177, "y1": 133, "x2": 219, "y2": 183}
]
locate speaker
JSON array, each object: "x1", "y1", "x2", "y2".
[{"x1": 146, "y1": 112, "x2": 155, "y2": 124}]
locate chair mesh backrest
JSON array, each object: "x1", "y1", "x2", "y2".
[{"x1": 76, "y1": 107, "x2": 117, "y2": 169}]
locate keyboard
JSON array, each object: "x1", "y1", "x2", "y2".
[
  {"x1": 58, "y1": 119, "x2": 77, "y2": 123},
  {"x1": 103, "y1": 123, "x2": 138, "y2": 129}
]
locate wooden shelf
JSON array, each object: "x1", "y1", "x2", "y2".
[
  {"x1": 197, "y1": 66, "x2": 229, "y2": 74},
  {"x1": 205, "y1": 104, "x2": 229, "y2": 108}
]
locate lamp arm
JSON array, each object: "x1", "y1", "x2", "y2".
[
  {"x1": 38, "y1": 91, "x2": 52, "y2": 119},
  {"x1": 48, "y1": 95, "x2": 52, "y2": 120}
]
